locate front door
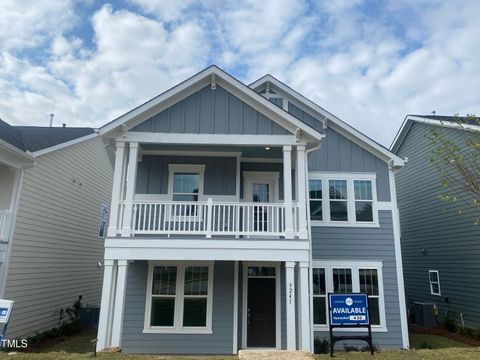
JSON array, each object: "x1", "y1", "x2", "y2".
[
  {"x1": 246, "y1": 266, "x2": 276, "y2": 348},
  {"x1": 252, "y1": 183, "x2": 270, "y2": 231}
]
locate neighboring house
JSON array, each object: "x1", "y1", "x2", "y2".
[
  {"x1": 96, "y1": 65, "x2": 409, "y2": 354},
  {"x1": 391, "y1": 115, "x2": 480, "y2": 328},
  {"x1": 0, "y1": 120, "x2": 114, "y2": 339}
]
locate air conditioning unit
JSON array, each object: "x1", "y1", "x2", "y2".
[{"x1": 414, "y1": 302, "x2": 436, "y2": 327}]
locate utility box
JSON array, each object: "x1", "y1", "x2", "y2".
[
  {"x1": 414, "y1": 302, "x2": 436, "y2": 327},
  {"x1": 80, "y1": 305, "x2": 100, "y2": 327}
]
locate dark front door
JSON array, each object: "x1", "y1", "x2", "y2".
[{"x1": 247, "y1": 277, "x2": 276, "y2": 347}]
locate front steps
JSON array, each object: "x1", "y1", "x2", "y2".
[{"x1": 238, "y1": 350, "x2": 314, "y2": 360}]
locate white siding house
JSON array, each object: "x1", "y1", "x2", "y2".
[{"x1": 0, "y1": 120, "x2": 114, "y2": 338}]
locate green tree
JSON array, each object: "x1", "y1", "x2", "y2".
[{"x1": 429, "y1": 114, "x2": 480, "y2": 222}]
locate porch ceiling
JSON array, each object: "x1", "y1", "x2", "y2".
[{"x1": 140, "y1": 144, "x2": 283, "y2": 158}]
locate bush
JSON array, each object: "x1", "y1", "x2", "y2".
[
  {"x1": 418, "y1": 341, "x2": 433, "y2": 349},
  {"x1": 460, "y1": 327, "x2": 475, "y2": 338},
  {"x1": 361, "y1": 344, "x2": 379, "y2": 352},
  {"x1": 444, "y1": 310, "x2": 456, "y2": 332},
  {"x1": 313, "y1": 338, "x2": 329, "y2": 354},
  {"x1": 344, "y1": 345, "x2": 359, "y2": 352}
]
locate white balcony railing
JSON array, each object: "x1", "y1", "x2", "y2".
[
  {"x1": 0, "y1": 210, "x2": 9, "y2": 241},
  {"x1": 116, "y1": 200, "x2": 299, "y2": 238}
]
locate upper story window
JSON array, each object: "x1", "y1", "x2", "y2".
[
  {"x1": 429, "y1": 270, "x2": 441, "y2": 296},
  {"x1": 260, "y1": 87, "x2": 286, "y2": 110},
  {"x1": 168, "y1": 164, "x2": 205, "y2": 202},
  {"x1": 308, "y1": 173, "x2": 378, "y2": 227}
]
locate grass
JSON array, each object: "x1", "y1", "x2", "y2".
[{"x1": 409, "y1": 333, "x2": 472, "y2": 349}]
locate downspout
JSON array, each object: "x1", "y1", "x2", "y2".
[{"x1": 305, "y1": 142, "x2": 322, "y2": 352}]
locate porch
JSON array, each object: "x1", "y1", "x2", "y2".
[{"x1": 96, "y1": 260, "x2": 312, "y2": 354}]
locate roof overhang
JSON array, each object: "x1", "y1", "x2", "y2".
[
  {"x1": 390, "y1": 115, "x2": 480, "y2": 154},
  {"x1": 250, "y1": 75, "x2": 406, "y2": 167},
  {"x1": 0, "y1": 139, "x2": 34, "y2": 168},
  {"x1": 99, "y1": 66, "x2": 324, "y2": 145}
]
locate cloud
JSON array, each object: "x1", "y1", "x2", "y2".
[{"x1": 0, "y1": 0, "x2": 478, "y2": 147}]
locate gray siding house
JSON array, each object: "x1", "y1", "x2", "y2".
[
  {"x1": 96, "y1": 66, "x2": 409, "y2": 354},
  {"x1": 0, "y1": 120, "x2": 114, "y2": 338},
  {"x1": 392, "y1": 115, "x2": 480, "y2": 328}
]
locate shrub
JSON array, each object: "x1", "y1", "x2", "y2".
[
  {"x1": 418, "y1": 341, "x2": 433, "y2": 349},
  {"x1": 313, "y1": 338, "x2": 329, "y2": 354},
  {"x1": 460, "y1": 327, "x2": 475, "y2": 338},
  {"x1": 361, "y1": 344, "x2": 379, "y2": 352},
  {"x1": 344, "y1": 345, "x2": 359, "y2": 352},
  {"x1": 444, "y1": 310, "x2": 456, "y2": 332}
]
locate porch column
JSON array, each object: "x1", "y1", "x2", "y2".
[
  {"x1": 110, "y1": 260, "x2": 128, "y2": 348},
  {"x1": 107, "y1": 142, "x2": 126, "y2": 237},
  {"x1": 121, "y1": 142, "x2": 139, "y2": 237},
  {"x1": 285, "y1": 261, "x2": 296, "y2": 350},
  {"x1": 96, "y1": 260, "x2": 116, "y2": 351},
  {"x1": 296, "y1": 145, "x2": 308, "y2": 239},
  {"x1": 283, "y1": 146, "x2": 294, "y2": 239},
  {"x1": 298, "y1": 261, "x2": 312, "y2": 352}
]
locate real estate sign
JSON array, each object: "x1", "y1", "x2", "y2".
[
  {"x1": 329, "y1": 293, "x2": 369, "y2": 325},
  {"x1": 0, "y1": 300, "x2": 14, "y2": 324}
]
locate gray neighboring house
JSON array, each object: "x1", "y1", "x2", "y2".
[
  {"x1": 391, "y1": 115, "x2": 480, "y2": 328},
  {"x1": 0, "y1": 119, "x2": 114, "y2": 338},
  {"x1": 95, "y1": 65, "x2": 409, "y2": 354}
]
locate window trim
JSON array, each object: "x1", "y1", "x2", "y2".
[
  {"x1": 309, "y1": 172, "x2": 379, "y2": 227},
  {"x1": 428, "y1": 270, "x2": 441, "y2": 296},
  {"x1": 144, "y1": 261, "x2": 214, "y2": 334},
  {"x1": 312, "y1": 260, "x2": 387, "y2": 332},
  {"x1": 168, "y1": 164, "x2": 206, "y2": 201}
]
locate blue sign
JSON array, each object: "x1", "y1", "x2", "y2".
[{"x1": 329, "y1": 293, "x2": 369, "y2": 325}]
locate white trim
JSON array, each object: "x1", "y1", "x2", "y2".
[
  {"x1": 298, "y1": 262, "x2": 311, "y2": 352},
  {"x1": 285, "y1": 261, "x2": 296, "y2": 350},
  {"x1": 122, "y1": 132, "x2": 304, "y2": 146},
  {"x1": 0, "y1": 140, "x2": 34, "y2": 168},
  {"x1": 167, "y1": 164, "x2": 206, "y2": 199},
  {"x1": 142, "y1": 150, "x2": 242, "y2": 157},
  {"x1": 121, "y1": 143, "x2": 139, "y2": 237},
  {"x1": 111, "y1": 260, "x2": 128, "y2": 347},
  {"x1": 233, "y1": 261, "x2": 239, "y2": 354},
  {"x1": 428, "y1": 270, "x2": 441, "y2": 296},
  {"x1": 96, "y1": 260, "x2": 116, "y2": 351},
  {"x1": 107, "y1": 142, "x2": 126, "y2": 236},
  {"x1": 100, "y1": 66, "x2": 324, "y2": 142},
  {"x1": 308, "y1": 172, "x2": 379, "y2": 227},
  {"x1": 143, "y1": 261, "x2": 214, "y2": 334},
  {"x1": 32, "y1": 132, "x2": 98, "y2": 157},
  {"x1": 283, "y1": 146, "x2": 294, "y2": 239},
  {"x1": 241, "y1": 157, "x2": 283, "y2": 163},
  {"x1": 243, "y1": 171, "x2": 280, "y2": 203},
  {"x1": 249, "y1": 75, "x2": 405, "y2": 166},
  {"x1": 242, "y1": 262, "x2": 281, "y2": 350},
  {"x1": 388, "y1": 167, "x2": 410, "y2": 348},
  {"x1": 311, "y1": 260, "x2": 387, "y2": 332}
]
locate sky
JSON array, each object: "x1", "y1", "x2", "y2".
[{"x1": 0, "y1": 0, "x2": 479, "y2": 147}]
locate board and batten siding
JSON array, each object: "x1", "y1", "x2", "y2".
[
  {"x1": 131, "y1": 85, "x2": 291, "y2": 136},
  {"x1": 395, "y1": 122, "x2": 480, "y2": 328},
  {"x1": 4, "y1": 137, "x2": 113, "y2": 338},
  {"x1": 122, "y1": 261, "x2": 234, "y2": 354},
  {"x1": 312, "y1": 211, "x2": 403, "y2": 348},
  {"x1": 136, "y1": 155, "x2": 237, "y2": 195}
]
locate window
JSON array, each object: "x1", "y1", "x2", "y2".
[
  {"x1": 309, "y1": 179, "x2": 323, "y2": 221},
  {"x1": 313, "y1": 268, "x2": 327, "y2": 325},
  {"x1": 312, "y1": 261, "x2": 386, "y2": 330},
  {"x1": 172, "y1": 173, "x2": 200, "y2": 202},
  {"x1": 168, "y1": 164, "x2": 205, "y2": 216},
  {"x1": 145, "y1": 262, "x2": 213, "y2": 333},
  {"x1": 429, "y1": 270, "x2": 441, "y2": 296},
  {"x1": 309, "y1": 173, "x2": 378, "y2": 226},
  {"x1": 354, "y1": 180, "x2": 373, "y2": 222}
]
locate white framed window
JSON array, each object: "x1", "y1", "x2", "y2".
[
  {"x1": 308, "y1": 173, "x2": 379, "y2": 227},
  {"x1": 429, "y1": 270, "x2": 441, "y2": 296},
  {"x1": 144, "y1": 261, "x2": 214, "y2": 334},
  {"x1": 168, "y1": 164, "x2": 205, "y2": 201},
  {"x1": 312, "y1": 261, "x2": 386, "y2": 331}
]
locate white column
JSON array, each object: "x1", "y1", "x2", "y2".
[
  {"x1": 121, "y1": 142, "x2": 139, "y2": 237},
  {"x1": 296, "y1": 145, "x2": 308, "y2": 239},
  {"x1": 283, "y1": 146, "x2": 294, "y2": 239},
  {"x1": 96, "y1": 260, "x2": 116, "y2": 351},
  {"x1": 285, "y1": 261, "x2": 296, "y2": 350},
  {"x1": 107, "y1": 142, "x2": 126, "y2": 237},
  {"x1": 110, "y1": 260, "x2": 128, "y2": 348},
  {"x1": 298, "y1": 261, "x2": 312, "y2": 352}
]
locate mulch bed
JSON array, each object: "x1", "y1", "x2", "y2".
[{"x1": 409, "y1": 323, "x2": 480, "y2": 347}]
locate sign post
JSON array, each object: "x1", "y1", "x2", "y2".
[
  {"x1": 0, "y1": 300, "x2": 14, "y2": 348},
  {"x1": 328, "y1": 293, "x2": 373, "y2": 357}
]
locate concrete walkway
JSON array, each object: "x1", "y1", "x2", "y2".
[{"x1": 238, "y1": 350, "x2": 315, "y2": 360}]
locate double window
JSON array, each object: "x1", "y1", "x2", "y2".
[
  {"x1": 145, "y1": 262, "x2": 214, "y2": 333},
  {"x1": 429, "y1": 270, "x2": 441, "y2": 296},
  {"x1": 309, "y1": 173, "x2": 378, "y2": 226},
  {"x1": 312, "y1": 262, "x2": 385, "y2": 330}
]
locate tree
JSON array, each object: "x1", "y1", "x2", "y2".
[{"x1": 429, "y1": 114, "x2": 480, "y2": 223}]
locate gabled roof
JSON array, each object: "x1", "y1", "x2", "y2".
[
  {"x1": 250, "y1": 75, "x2": 405, "y2": 167},
  {"x1": 390, "y1": 114, "x2": 480, "y2": 154},
  {"x1": 99, "y1": 65, "x2": 324, "y2": 143}
]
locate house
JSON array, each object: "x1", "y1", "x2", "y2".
[
  {"x1": 96, "y1": 65, "x2": 409, "y2": 354},
  {"x1": 391, "y1": 115, "x2": 480, "y2": 328},
  {"x1": 0, "y1": 120, "x2": 114, "y2": 338}
]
